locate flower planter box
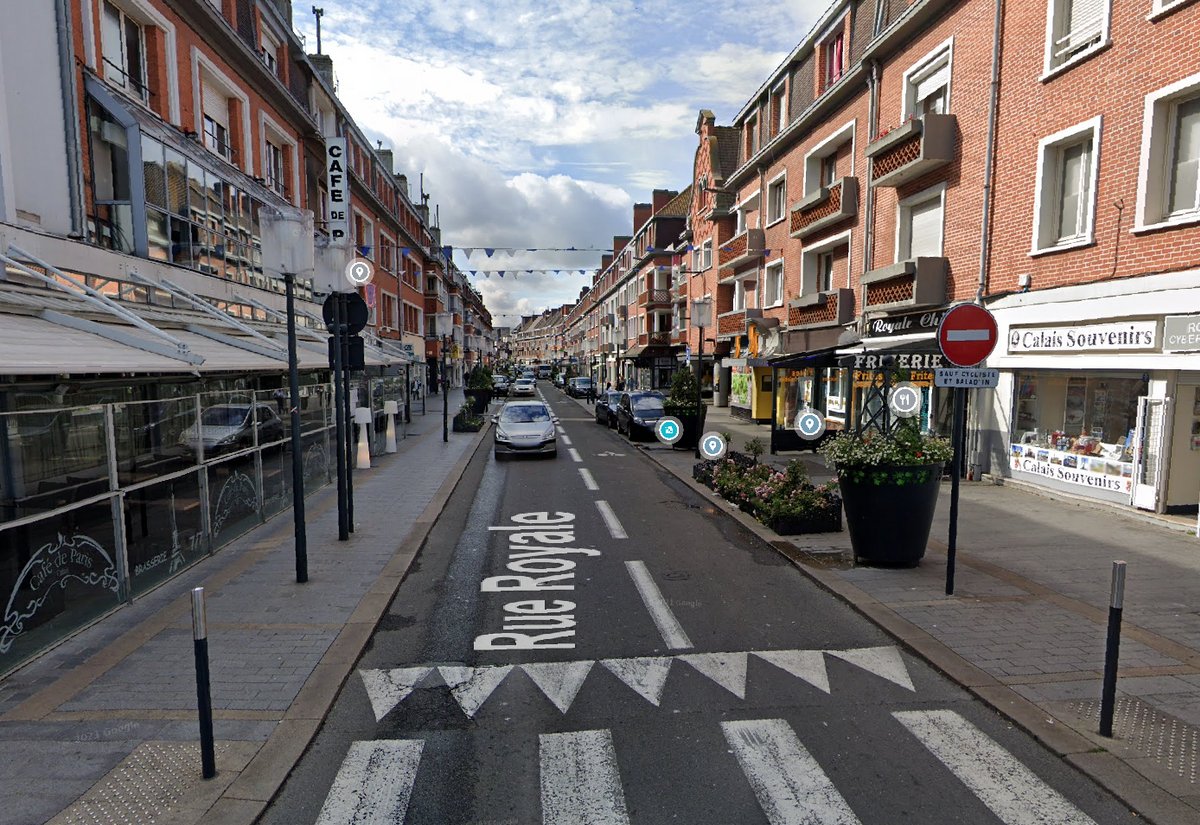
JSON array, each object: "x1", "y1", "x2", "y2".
[
  {"x1": 463, "y1": 388, "x2": 492, "y2": 414},
  {"x1": 764, "y1": 505, "x2": 843, "y2": 536},
  {"x1": 837, "y1": 463, "x2": 942, "y2": 567},
  {"x1": 452, "y1": 414, "x2": 483, "y2": 433},
  {"x1": 692, "y1": 461, "x2": 716, "y2": 488}
]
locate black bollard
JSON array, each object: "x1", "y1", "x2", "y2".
[
  {"x1": 192, "y1": 587, "x2": 216, "y2": 778},
  {"x1": 1099, "y1": 560, "x2": 1126, "y2": 738}
]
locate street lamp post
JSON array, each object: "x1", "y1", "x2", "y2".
[
  {"x1": 260, "y1": 207, "x2": 315, "y2": 582},
  {"x1": 436, "y1": 312, "x2": 453, "y2": 442},
  {"x1": 691, "y1": 297, "x2": 712, "y2": 459}
]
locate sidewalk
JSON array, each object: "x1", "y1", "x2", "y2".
[
  {"x1": 0, "y1": 389, "x2": 487, "y2": 825},
  {"x1": 572, "y1": 392, "x2": 1200, "y2": 823}
]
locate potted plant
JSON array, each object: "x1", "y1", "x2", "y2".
[
  {"x1": 452, "y1": 401, "x2": 485, "y2": 432},
  {"x1": 819, "y1": 422, "x2": 953, "y2": 566},
  {"x1": 743, "y1": 437, "x2": 765, "y2": 464},
  {"x1": 662, "y1": 367, "x2": 706, "y2": 450},
  {"x1": 464, "y1": 366, "x2": 493, "y2": 414}
]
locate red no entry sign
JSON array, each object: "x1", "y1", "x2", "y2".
[{"x1": 937, "y1": 303, "x2": 998, "y2": 367}]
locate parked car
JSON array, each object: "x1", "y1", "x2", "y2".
[
  {"x1": 615, "y1": 391, "x2": 665, "y2": 440},
  {"x1": 493, "y1": 400, "x2": 558, "y2": 459},
  {"x1": 595, "y1": 390, "x2": 622, "y2": 428},
  {"x1": 567, "y1": 377, "x2": 594, "y2": 398},
  {"x1": 554, "y1": 373, "x2": 567, "y2": 388},
  {"x1": 511, "y1": 378, "x2": 537, "y2": 397},
  {"x1": 492, "y1": 374, "x2": 510, "y2": 396},
  {"x1": 179, "y1": 402, "x2": 284, "y2": 456}
]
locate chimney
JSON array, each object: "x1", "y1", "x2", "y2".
[
  {"x1": 377, "y1": 149, "x2": 394, "y2": 174},
  {"x1": 633, "y1": 202, "x2": 652, "y2": 232},
  {"x1": 395, "y1": 174, "x2": 409, "y2": 199},
  {"x1": 601, "y1": 254, "x2": 613, "y2": 272},
  {"x1": 652, "y1": 189, "x2": 677, "y2": 212},
  {"x1": 613, "y1": 236, "x2": 631, "y2": 255},
  {"x1": 308, "y1": 53, "x2": 335, "y2": 88}
]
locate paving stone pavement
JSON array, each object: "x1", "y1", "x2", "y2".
[{"x1": 0, "y1": 390, "x2": 479, "y2": 825}]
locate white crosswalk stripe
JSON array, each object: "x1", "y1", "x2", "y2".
[
  {"x1": 315, "y1": 739, "x2": 424, "y2": 825},
  {"x1": 722, "y1": 718, "x2": 861, "y2": 824},
  {"x1": 540, "y1": 729, "x2": 632, "y2": 825},
  {"x1": 894, "y1": 710, "x2": 1098, "y2": 825}
]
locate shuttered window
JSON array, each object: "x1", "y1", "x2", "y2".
[
  {"x1": 904, "y1": 195, "x2": 943, "y2": 259},
  {"x1": 1050, "y1": 0, "x2": 1106, "y2": 68}
]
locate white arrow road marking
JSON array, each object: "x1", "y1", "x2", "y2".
[
  {"x1": 438, "y1": 665, "x2": 513, "y2": 718},
  {"x1": 894, "y1": 710, "x2": 1097, "y2": 825},
  {"x1": 522, "y1": 661, "x2": 595, "y2": 713},
  {"x1": 679, "y1": 652, "x2": 748, "y2": 699},
  {"x1": 722, "y1": 719, "x2": 861, "y2": 825},
  {"x1": 359, "y1": 667, "x2": 432, "y2": 722},
  {"x1": 540, "y1": 729, "x2": 632, "y2": 825},
  {"x1": 624, "y1": 561, "x2": 693, "y2": 650},
  {"x1": 579, "y1": 468, "x2": 599, "y2": 490},
  {"x1": 315, "y1": 739, "x2": 424, "y2": 825},
  {"x1": 596, "y1": 451, "x2": 626, "y2": 457},
  {"x1": 826, "y1": 646, "x2": 915, "y2": 691},
  {"x1": 599, "y1": 657, "x2": 674, "y2": 706},
  {"x1": 946, "y1": 329, "x2": 991, "y2": 341},
  {"x1": 753, "y1": 650, "x2": 830, "y2": 694},
  {"x1": 569, "y1": 447, "x2": 583, "y2": 463},
  {"x1": 596, "y1": 500, "x2": 628, "y2": 539}
]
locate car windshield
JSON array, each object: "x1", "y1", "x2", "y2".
[
  {"x1": 605, "y1": 392, "x2": 621, "y2": 403},
  {"x1": 577, "y1": 379, "x2": 592, "y2": 386},
  {"x1": 201, "y1": 407, "x2": 248, "y2": 427},
  {"x1": 501, "y1": 405, "x2": 551, "y2": 423},
  {"x1": 632, "y1": 397, "x2": 664, "y2": 414}
]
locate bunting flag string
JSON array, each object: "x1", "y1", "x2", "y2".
[
  {"x1": 465, "y1": 269, "x2": 601, "y2": 278},
  {"x1": 448, "y1": 245, "x2": 660, "y2": 255}
]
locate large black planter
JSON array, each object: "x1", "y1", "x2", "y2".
[
  {"x1": 463, "y1": 388, "x2": 492, "y2": 413},
  {"x1": 837, "y1": 463, "x2": 942, "y2": 567},
  {"x1": 665, "y1": 406, "x2": 706, "y2": 450}
]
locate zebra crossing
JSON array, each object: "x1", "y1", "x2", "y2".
[{"x1": 313, "y1": 710, "x2": 1099, "y2": 825}]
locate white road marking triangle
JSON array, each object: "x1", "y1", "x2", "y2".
[
  {"x1": 826, "y1": 646, "x2": 915, "y2": 691},
  {"x1": 359, "y1": 667, "x2": 433, "y2": 722},
  {"x1": 753, "y1": 650, "x2": 831, "y2": 694},
  {"x1": 679, "y1": 652, "x2": 748, "y2": 699},
  {"x1": 438, "y1": 665, "x2": 514, "y2": 717},
  {"x1": 522, "y1": 661, "x2": 595, "y2": 713},
  {"x1": 599, "y1": 657, "x2": 674, "y2": 706}
]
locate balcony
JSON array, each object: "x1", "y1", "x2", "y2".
[
  {"x1": 789, "y1": 178, "x2": 859, "y2": 240},
  {"x1": 672, "y1": 280, "x2": 689, "y2": 304},
  {"x1": 638, "y1": 288, "x2": 672, "y2": 309},
  {"x1": 716, "y1": 307, "x2": 762, "y2": 338},
  {"x1": 787, "y1": 288, "x2": 855, "y2": 329},
  {"x1": 865, "y1": 113, "x2": 956, "y2": 188},
  {"x1": 717, "y1": 228, "x2": 765, "y2": 274},
  {"x1": 671, "y1": 329, "x2": 689, "y2": 346},
  {"x1": 860, "y1": 257, "x2": 948, "y2": 312}
]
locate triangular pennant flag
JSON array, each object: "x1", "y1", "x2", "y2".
[
  {"x1": 442, "y1": 246, "x2": 452, "y2": 259},
  {"x1": 498, "y1": 271, "x2": 505, "y2": 278},
  {"x1": 438, "y1": 665, "x2": 514, "y2": 717},
  {"x1": 826, "y1": 646, "x2": 914, "y2": 691},
  {"x1": 400, "y1": 247, "x2": 409, "y2": 257},
  {"x1": 463, "y1": 248, "x2": 474, "y2": 259},
  {"x1": 525, "y1": 270, "x2": 534, "y2": 275},
  {"x1": 521, "y1": 661, "x2": 594, "y2": 713},
  {"x1": 763, "y1": 248, "x2": 771, "y2": 257},
  {"x1": 484, "y1": 248, "x2": 495, "y2": 257},
  {"x1": 752, "y1": 650, "x2": 830, "y2": 694},
  {"x1": 685, "y1": 244, "x2": 694, "y2": 252},
  {"x1": 359, "y1": 667, "x2": 432, "y2": 721},
  {"x1": 600, "y1": 657, "x2": 673, "y2": 706},
  {"x1": 526, "y1": 248, "x2": 538, "y2": 252},
  {"x1": 679, "y1": 652, "x2": 748, "y2": 699},
  {"x1": 504, "y1": 248, "x2": 516, "y2": 257}
]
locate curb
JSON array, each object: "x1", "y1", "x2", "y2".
[
  {"x1": 207, "y1": 420, "x2": 494, "y2": 825},
  {"x1": 635, "y1": 439, "x2": 1194, "y2": 825}
]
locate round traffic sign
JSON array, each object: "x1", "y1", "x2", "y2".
[
  {"x1": 655, "y1": 416, "x2": 684, "y2": 446},
  {"x1": 699, "y1": 431, "x2": 728, "y2": 460},
  {"x1": 794, "y1": 410, "x2": 826, "y2": 440},
  {"x1": 937, "y1": 303, "x2": 998, "y2": 367},
  {"x1": 321, "y1": 292, "x2": 370, "y2": 335},
  {"x1": 888, "y1": 382, "x2": 923, "y2": 418}
]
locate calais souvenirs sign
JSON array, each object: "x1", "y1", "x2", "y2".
[
  {"x1": 1011, "y1": 451, "x2": 1132, "y2": 495},
  {"x1": 325, "y1": 138, "x2": 349, "y2": 245},
  {"x1": 866, "y1": 309, "x2": 946, "y2": 338},
  {"x1": 1007, "y1": 321, "x2": 1159, "y2": 354}
]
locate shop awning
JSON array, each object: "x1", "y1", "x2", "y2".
[
  {"x1": 835, "y1": 331, "x2": 940, "y2": 359},
  {"x1": 768, "y1": 345, "x2": 843, "y2": 370},
  {"x1": 622, "y1": 344, "x2": 675, "y2": 360}
]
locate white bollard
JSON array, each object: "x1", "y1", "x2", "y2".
[
  {"x1": 354, "y1": 407, "x2": 372, "y2": 469},
  {"x1": 383, "y1": 400, "x2": 398, "y2": 453}
]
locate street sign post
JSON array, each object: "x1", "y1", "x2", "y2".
[
  {"x1": 936, "y1": 304, "x2": 999, "y2": 596},
  {"x1": 934, "y1": 368, "x2": 999, "y2": 388}
]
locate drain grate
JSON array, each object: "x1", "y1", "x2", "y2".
[
  {"x1": 50, "y1": 741, "x2": 232, "y2": 825},
  {"x1": 1069, "y1": 696, "x2": 1200, "y2": 784}
]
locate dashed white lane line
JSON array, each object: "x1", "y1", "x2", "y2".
[
  {"x1": 561, "y1": 434, "x2": 573, "y2": 446},
  {"x1": 721, "y1": 719, "x2": 861, "y2": 825},
  {"x1": 540, "y1": 729, "x2": 632, "y2": 825},
  {"x1": 569, "y1": 447, "x2": 583, "y2": 463},
  {"x1": 315, "y1": 740, "x2": 424, "y2": 825},
  {"x1": 624, "y1": 560, "x2": 693, "y2": 650},
  {"x1": 556, "y1": 426, "x2": 566, "y2": 435},
  {"x1": 595, "y1": 500, "x2": 628, "y2": 539},
  {"x1": 894, "y1": 710, "x2": 1097, "y2": 825},
  {"x1": 579, "y1": 468, "x2": 599, "y2": 490}
]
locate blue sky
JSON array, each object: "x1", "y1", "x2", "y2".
[{"x1": 292, "y1": 0, "x2": 831, "y2": 325}]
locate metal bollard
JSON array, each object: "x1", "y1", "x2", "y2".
[
  {"x1": 192, "y1": 587, "x2": 216, "y2": 778},
  {"x1": 1099, "y1": 561, "x2": 1126, "y2": 738}
]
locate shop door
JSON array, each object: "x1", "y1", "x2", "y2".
[{"x1": 1132, "y1": 397, "x2": 1170, "y2": 511}]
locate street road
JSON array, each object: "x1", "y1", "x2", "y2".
[{"x1": 261, "y1": 381, "x2": 1135, "y2": 824}]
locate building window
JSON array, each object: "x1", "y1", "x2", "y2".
[
  {"x1": 817, "y1": 252, "x2": 834, "y2": 292},
  {"x1": 822, "y1": 27, "x2": 845, "y2": 90},
  {"x1": 770, "y1": 82, "x2": 787, "y2": 137},
  {"x1": 904, "y1": 40, "x2": 952, "y2": 118},
  {"x1": 803, "y1": 121, "x2": 855, "y2": 196},
  {"x1": 766, "y1": 174, "x2": 787, "y2": 225},
  {"x1": 1032, "y1": 117, "x2": 1100, "y2": 252},
  {"x1": 746, "y1": 115, "x2": 759, "y2": 158},
  {"x1": 762, "y1": 260, "x2": 784, "y2": 307},
  {"x1": 202, "y1": 115, "x2": 232, "y2": 162},
  {"x1": 700, "y1": 240, "x2": 712, "y2": 271},
  {"x1": 897, "y1": 186, "x2": 945, "y2": 260},
  {"x1": 1135, "y1": 76, "x2": 1200, "y2": 230},
  {"x1": 265, "y1": 140, "x2": 284, "y2": 196},
  {"x1": 800, "y1": 232, "x2": 849, "y2": 296},
  {"x1": 100, "y1": 1, "x2": 148, "y2": 103},
  {"x1": 733, "y1": 278, "x2": 747, "y2": 311},
  {"x1": 1045, "y1": 0, "x2": 1110, "y2": 75},
  {"x1": 1152, "y1": 0, "x2": 1198, "y2": 15}
]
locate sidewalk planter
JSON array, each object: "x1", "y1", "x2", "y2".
[
  {"x1": 837, "y1": 463, "x2": 942, "y2": 566},
  {"x1": 705, "y1": 457, "x2": 842, "y2": 536},
  {"x1": 765, "y1": 504, "x2": 843, "y2": 536},
  {"x1": 463, "y1": 388, "x2": 492, "y2": 414},
  {"x1": 668, "y1": 409, "x2": 705, "y2": 450}
]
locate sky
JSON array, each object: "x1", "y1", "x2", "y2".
[{"x1": 292, "y1": 0, "x2": 832, "y2": 327}]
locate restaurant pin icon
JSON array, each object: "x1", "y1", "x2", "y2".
[{"x1": 888, "y1": 382, "x2": 922, "y2": 419}]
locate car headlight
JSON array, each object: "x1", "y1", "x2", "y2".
[
  {"x1": 495, "y1": 427, "x2": 511, "y2": 443},
  {"x1": 217, "y1": 433, "x2": 239, "y2": 445},
  {"x1": 543, "y1": 427, "x2": 556, "y2": 441},
  {"x1": 633, "y1": 417, "x2": 645, "y2": 425}
]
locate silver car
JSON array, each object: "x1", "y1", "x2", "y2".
[
  {"x1": 493, "y1": 400, "x2": 558, "y2": 459},
  {"x1": 511, "y1": 378, "x2": 537, "y2": 397}
]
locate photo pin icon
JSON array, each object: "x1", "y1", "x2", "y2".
[{"x1": 345, "y1": 258, "x2": 375, "y2": 287}]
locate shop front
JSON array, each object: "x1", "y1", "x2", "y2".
[{"x1": 988, "y1": 273, "x2": 1200, "y2": 515}]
